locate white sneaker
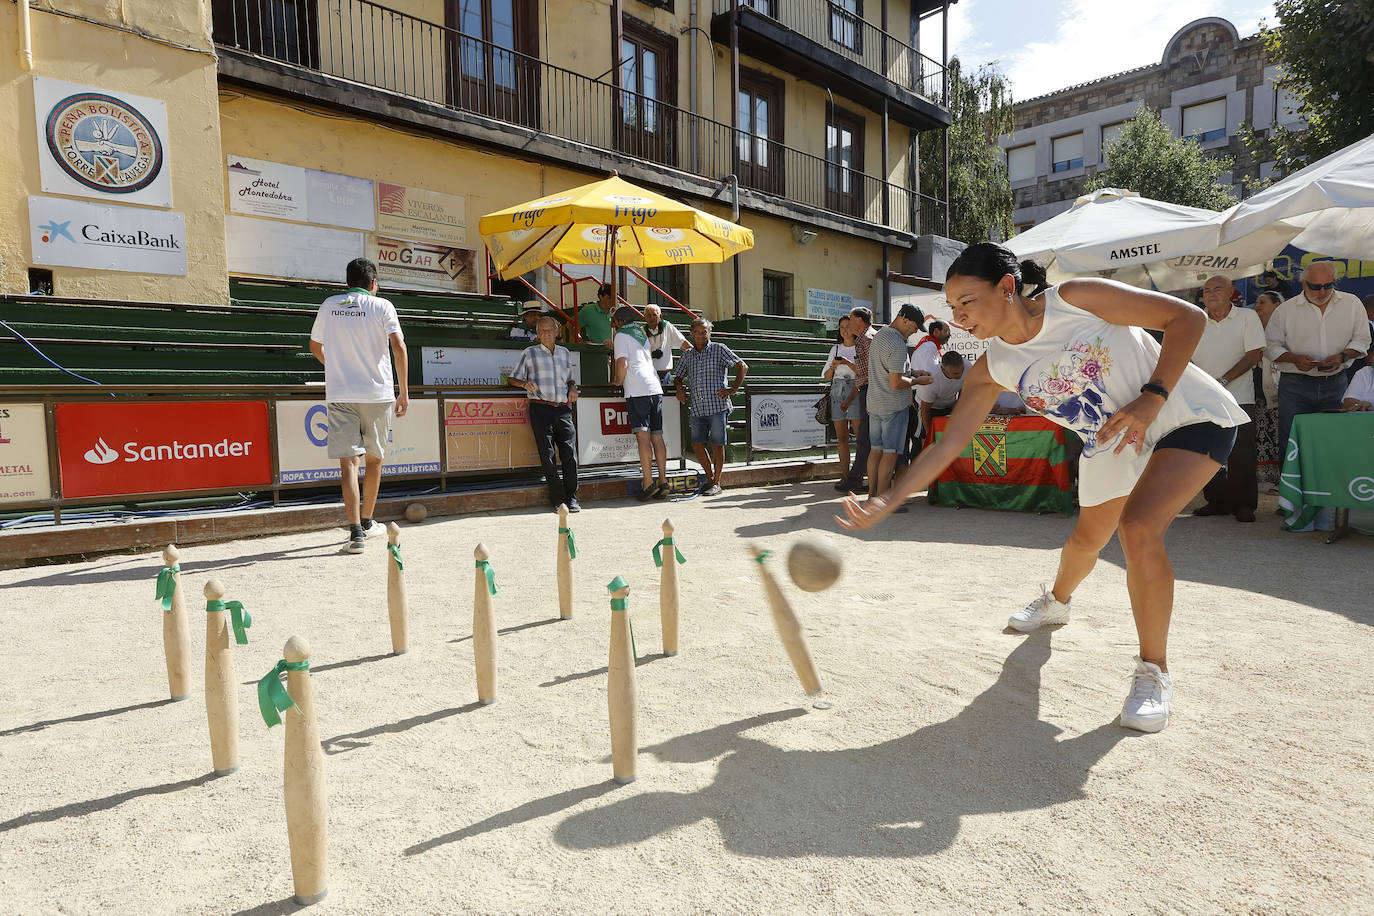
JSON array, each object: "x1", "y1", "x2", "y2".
[
  {"x1": 361, "y1": 520, "x2": 387, "y2": 538},
  {"x1": 1120, "y1": 657, "x2": 1173, "y2": 733},
  {"x1": 1007, "y1": 585, "x2": 1070, "y2": 632}
]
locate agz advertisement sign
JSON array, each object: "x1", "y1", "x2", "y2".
[{"x1": 55, "y1": 401, "x2": 271, "y2": 498}]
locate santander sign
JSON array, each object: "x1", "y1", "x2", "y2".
[{"x1": 56, "y1": 401, "x2": 271, "y2": 498}]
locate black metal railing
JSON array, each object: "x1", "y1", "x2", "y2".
[
  {"x1": 213, "y1": 0, "x2": 945, "y2": 235},
  {"x1": 720, "y1": 0, "x2": 946, "y2": 104}
]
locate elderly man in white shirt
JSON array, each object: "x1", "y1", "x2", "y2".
[
  {"x1": 1264, "y1": 260, "x2": 1372, "y2": 452},
  {"x1": 1190, "y1": 275, "x2": 1266, "y2": 522}
]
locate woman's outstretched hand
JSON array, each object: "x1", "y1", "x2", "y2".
[{"x1": 835, "y1": 493, "x2": 896, "y2": 531}]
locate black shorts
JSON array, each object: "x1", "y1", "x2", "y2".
[{"x1": 1155, "y1": 421, "x2": 1236, "y2": 464}]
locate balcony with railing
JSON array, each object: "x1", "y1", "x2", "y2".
[
  {"x1": 710, "y1": 0, "x2": 950, "y2": 130},
  {"x1": 212, "y1": 0, "x2": 946, "y2": 238}
]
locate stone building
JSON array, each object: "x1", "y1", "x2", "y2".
[{"x1": 998, "y1": 17, "x2": 1305, "y2": 231}]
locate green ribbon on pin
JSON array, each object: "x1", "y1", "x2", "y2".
[
  {"x1": 754, "y1": 550, "x2": 772, "y2": 564},
  {"x1": 257, "y1": 659, "x2": 310, "y2": 727},
  {"x1": 605, "y1": 576, "x2": 637, "y2": 661},
  {"x1": 207, "y1": 599, "x2": 252, "y2": 645},
  {"x1": 388, "y1": 542, "x2": 403, "y2": 571},
  {"x1": 652, "y1": 537, "x2": 685, "y2": 568},
  {"x1": 559, "y1": 527, "x2": 577, "y2": 560},
  {"x1": 477, "y1": 559, "x2": 497, "y2": 595},
  {"x1": 155, "y1": 566, "x2": 179, "y2": 612}
]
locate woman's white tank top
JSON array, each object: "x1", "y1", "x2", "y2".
[{"x1": 984, "y1": 285, "x2": 1248, "y2": 505}]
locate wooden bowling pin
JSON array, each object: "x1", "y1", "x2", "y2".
[
  {"x1": 606, "y1": 577, "x2": 637, "y2": 784},
  {"x1": 658, "y1": 520, "x2": 680, "y2": 656},
  {"x1": 748, "y1": 545, "x2": 823, "y2": 696},
  {"x1": 282, "y1": 635, "x2": 328, "y2": 906},
  {"x1": 386, "y1": 523, "x2": 408, "y2": 654},
  {"x1": 473, "y1": 544, "x2": 497, "y2": 705},
  {"x1": 203, "y1": 579, "x2": 240, "y2": 775},
  {"x1": 556, "y1": 504, "x2": 574, "y2": 620},
  {"x1": 160, "y1": 545, "x2": 192, "y2": 701}
]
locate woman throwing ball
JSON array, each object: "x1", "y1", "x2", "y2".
[{"x1": 839, "y1": 243, "x2": 1248, "y2": 732}]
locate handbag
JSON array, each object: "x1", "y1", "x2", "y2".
[{"x1": 813, "y1": 391, "x2": 832, "y2": 426}]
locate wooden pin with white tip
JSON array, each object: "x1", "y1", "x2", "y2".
[
  {"x1": 386, "y1": 523, "x2": 408, "y2": 654},
  {"x1": 473, "y1": 544, "x2": 497, "y2": 705},
  {"x1": 160, "y1": 545, "x2": 192, "y2": 701},
  {"x1": 748, "y1": 545, "x2": 823, "y2": 696},
  {"x1": 282, "y1": 635, "x2": 328, "y2": 906},
  {"x1": 556, "y1": 504, "x2": 573, "y2": 620},
  {"x1": 203, "y1": 578, "x2": 240, "y2": 775}
]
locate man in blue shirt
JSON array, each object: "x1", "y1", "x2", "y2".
[
  {"x1": 674, "y1": 318, "x2": 747, "y2": 496},
  {"x1": 509, "y1": 316, "x2": 581, "y2": 511}
]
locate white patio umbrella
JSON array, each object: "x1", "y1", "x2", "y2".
[
  {"x1": 1218, "y1": 131, "x2": 1374, "y2": 259},
  {"x1": 1006, "y1": 188, "x2": 1294, "y2": 290}
]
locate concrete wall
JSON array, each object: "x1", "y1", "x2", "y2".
[{"x1": 0, "y1": 1, "x2": 227, "y2": 301}]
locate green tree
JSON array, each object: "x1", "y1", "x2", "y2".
[
  {"x1": 1250, "y1": 0, "x2": 1374, "y2": 174},
  {"x1": 1086, "y1": 106, "x2": 1237, "y2": 210},
  {"x1": 919, "y1": 57, "x2": 1014, "y2": 243}
]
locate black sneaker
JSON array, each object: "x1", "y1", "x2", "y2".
[
  {"x1": 637, "y1": 482, "x2": 657, "y2": 501},
  {"x1": 567, "y1": 498, "x2": 582, "y2": 512},
  {"x1": 652, "y1": 481, "x2": 669, "y2": 499}
]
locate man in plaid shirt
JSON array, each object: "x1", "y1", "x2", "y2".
[
  {"x1": 674, "y1": 318, "x2": 748, "y2": 496},
  {"x1": 838, "y1": 306, "x2": 876, "y2": 492},
  {"x1": 509, "y1": 316, "x2": 581, "y2": 511}
]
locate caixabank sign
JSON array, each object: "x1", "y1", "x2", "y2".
[{"x1": 55, "y1": 401, "x2": 271, "y2": 498}]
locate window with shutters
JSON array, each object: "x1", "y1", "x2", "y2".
[
  {"x1": 1182, "y1": 99, "x2": 1227, "y2": 142},
  {"x1": 1007, "y1": 144, "x2": 1035, "y2": 182},
  {"x1": 737, "y1": 68, "x2": 785, "y2": 196},
  {"x1": 1051, "y1": 133, "x2": 1083, "y2": 173}
]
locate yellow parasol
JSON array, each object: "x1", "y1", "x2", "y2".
[{"x1": 479, "y1": 174, "x2": 753, "y2": 280}]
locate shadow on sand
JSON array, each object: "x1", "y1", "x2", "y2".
[{"x1": 552, "y1": 631, "x2": 1128, "y2": 857}]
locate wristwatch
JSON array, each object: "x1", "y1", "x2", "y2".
[{"x1": 1139, "y1": 381, "x2": 1169, "y2": 400}]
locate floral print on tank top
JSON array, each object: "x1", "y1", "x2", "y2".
[{"x1": 1018, "y1": 338, "x2": 1117, "y2": 456}]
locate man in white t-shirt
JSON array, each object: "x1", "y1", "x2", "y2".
[
  {"x1": 309, "y1": 258, "x2": 409, "y2": 554},
  {"x1": 612, "y1": 306, "x2": 669, "y2": 499},
  {"x1": 914, "y1": 351, "x2": 965, "y2": 442},
  {"x1": 1191, "y1": 275, "x2": 1265, "y2": 522},
  {"x1": 643, "y1": 304, "x2": 688, "y2": 388}
]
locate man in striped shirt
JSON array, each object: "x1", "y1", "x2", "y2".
[{"x1": 509, "y1": 316, "x2": 581, "y2": 511}]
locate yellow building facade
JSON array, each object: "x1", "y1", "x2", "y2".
[{"x1": 8, "y1": 0, "x2": 953, "y2": 323}]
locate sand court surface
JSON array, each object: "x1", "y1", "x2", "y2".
[{"x1": 1, "y1": 483, "x2": 1370, "y2": 914}]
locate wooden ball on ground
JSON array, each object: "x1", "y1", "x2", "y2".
[
  {"x1": 786, "y1": 538, "x2": 843, "y2": 592},
  {"x1": 404, "y1": 503, "x2": 427, "y2": 524}
]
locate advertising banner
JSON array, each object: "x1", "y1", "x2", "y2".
[
  {"x1": 226, "y1": 156, "x2": 374, "y2": 230},
  {"x1": 275, "y1": 400, "x2": 440, "y2": 483},
  {"x1": 805, "y1": 288, "x2": 854, "y2": 330},
  {"x1": 34, "y1": 77, "x2": 173, "y2": 208},
  {"x1": 749, "y1": 393, "x2": 826, "y2": 451},
  {"x1": 30, "y1": 195, "x2": 187, "y2": 275},
  {"x1": 443, "y1": 398, "x2": 540, "y2": 471},
  {"x1": 225, "y1": 215, "x2": 363, "y2": 282},
  {"x1": 421, "y1": 346, "x2": 582, "y2": 387},
  {"x1": 372, "y1": 237, "x2": 477, "y2": 292},
  {"x1": 576, "y1": 397, "x2": 682, "y2": 465},
  {"x1": 377, "y1": 182, "x2": 466, "y2": 244},
  {"x1": 227, "y1": 156, "x2": 306, "y2": 219},
  {"x1": 55, "y1": 401, "x2": 271, "y2": 499},
  {"x1": 307, "y1": 168, "x2": 375, "y2": 231},
  {"x1": 0, "y1": 404, "x2": 52, "y2": 504}
]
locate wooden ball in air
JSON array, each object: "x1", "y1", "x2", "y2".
[{"x1": 786, "y1": 539, "x2": 843, "y2": 592}]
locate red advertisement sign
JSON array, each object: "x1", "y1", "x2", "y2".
[
  {"x1": 599, "y1": 401, "x2": 631, "y2": 435},
  {"x1": 55, "y1": 401, "x2": 271, "y2": 498}
]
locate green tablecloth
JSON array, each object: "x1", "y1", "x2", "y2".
[{"x1": 1278, "y1": 413, "x2": 1374, "y2": 531}]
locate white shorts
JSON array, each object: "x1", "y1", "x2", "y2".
[{"x1": 326, "y1": 402, "x2": 392, "y2": 459}]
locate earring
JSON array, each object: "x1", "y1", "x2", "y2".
[{"x1": 1006, "y1": 293, "x2": 1014, "y2": 304}]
